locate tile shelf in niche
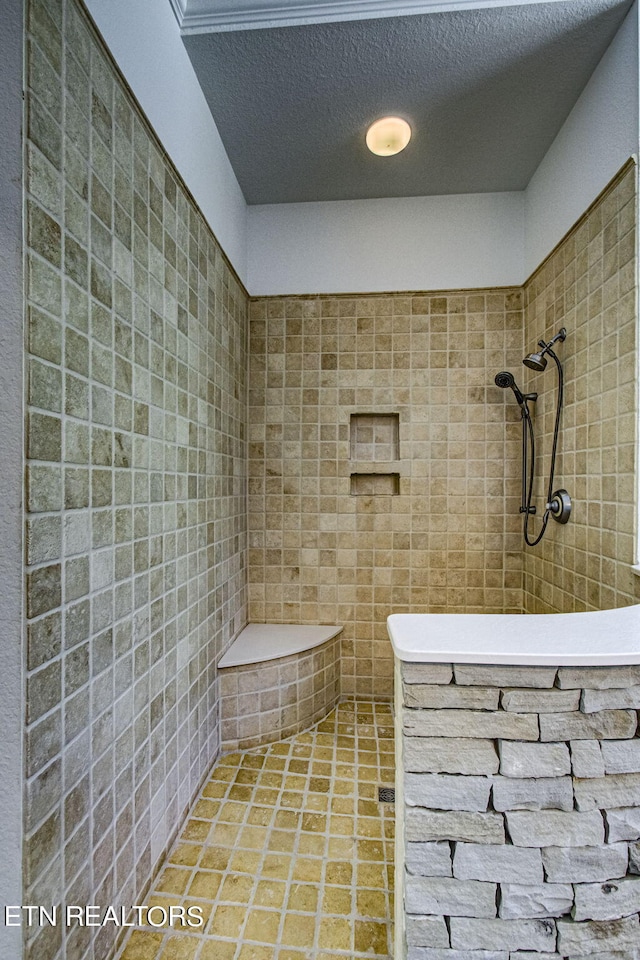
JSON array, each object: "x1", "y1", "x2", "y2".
[
  {"x1": 348, "y1": 458, "x2": 406, "y2": 495},
  {"x1": 349, "y1": 459, "x2": 407, "y2": 474},
  {"x1": 350, "y1": 472, "x2": 400, "y2": 496}
]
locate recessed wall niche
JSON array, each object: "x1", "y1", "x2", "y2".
[
  {"x1": 350, "y1": 472, "x2": 400, "y2": 496},
  {"x1": 349, "y1": 413, "x2": 400, "y2": 496},
  {"x1": 350, "y1": 413, "x2": 399, "y2": 461}
]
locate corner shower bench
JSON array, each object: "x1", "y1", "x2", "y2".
[{"x1": 218, "y1": 623, "x2": 343, "y2": 751}]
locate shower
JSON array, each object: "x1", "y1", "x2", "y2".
[{"x1": 495, "y1": 327, "x2": 571, "y2": 546}]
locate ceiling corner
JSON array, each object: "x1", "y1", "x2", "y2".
[
  {"x1": 175, "y1": 0, "x2": 489, "y2": 36},
  {"x1": 168, "y1": 0, "x2": 188, "y2": 28}
]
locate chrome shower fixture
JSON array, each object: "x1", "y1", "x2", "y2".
[{"x1": 523, "y1": 327, "x2": 566, "y2": 372}]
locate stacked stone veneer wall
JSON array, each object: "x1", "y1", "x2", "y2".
[{"x1": 397, "y1": 660, "x2": 640, "y2": 960}]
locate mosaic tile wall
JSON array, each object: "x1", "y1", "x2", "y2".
[
  {"x1": 248, "y1": 292, "x2": 525, "y2": 698},
  {"x1": 23, "y1": 2, "x2": 248, "y2": 959},
  {"x1": 522, "y1": 162, "x2": 640, "y2": 613}
]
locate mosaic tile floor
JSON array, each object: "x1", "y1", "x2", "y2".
[{"x1": 118, "y1": 700, "x2": 395, "y2": 960}]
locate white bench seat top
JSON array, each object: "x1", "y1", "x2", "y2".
[{"x1": 218, "y1": 623, "x2": 343, "y2": 669}]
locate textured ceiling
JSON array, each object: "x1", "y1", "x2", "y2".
[{"x1": 181, "y1": 0, "x2": 632, "y2": 204}]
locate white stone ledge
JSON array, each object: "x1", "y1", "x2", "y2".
[
  {"x1": 219, "y1": 622, "x2": 343, "y2": 668},
  {"x1": 387, "y1": 607, "x2": 640, "y2": 665}
]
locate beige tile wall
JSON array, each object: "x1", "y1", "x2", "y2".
[
  {"x1": 523, "y1": 162, "x2": 640, "y2": 613},
  {"x1": 248, "y1": 293, "x2": 525, "y2": 698},
  {"x1": 23, "y1": 1, "x2": 248, "y2": 958}
]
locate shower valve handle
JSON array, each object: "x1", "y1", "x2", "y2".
[{"x1": 547, "y1": 489, "x2": 572, "y2": 524}]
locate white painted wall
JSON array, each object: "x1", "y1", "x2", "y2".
[
  {"x1": 247, "y1": 191, "x2": 524, "y2": 295},
  {"x1": 85, "y1": 0, "x2": 248, "y2": 279},
  {"x1": 247, "y1": 0, "x2": 638, "y2": 298},
  {"x1": 525, "y1": 1, "x2": 639, "y2": 275},
  {"x1": 0, "y1": 0, "x2": 23, "y2": 956},
  {"x1": 88, "y1": 0, "x2": 637, "y2": 297}
]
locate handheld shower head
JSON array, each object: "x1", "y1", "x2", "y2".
[
  {"x1": 494, "y1": 371, "x2": 515, "y2": 389},
  {"x1": 495, "y1": 371, "x2": 525, "y2": 406}
]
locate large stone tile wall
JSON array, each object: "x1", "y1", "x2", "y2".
[
  {"x1": 248, "y1": 292, "x2": 524, "y2": 698},
  {"x1": 23, "y1": 1, "x2": 248, "y2": 958},
  {"x1": 523, "y1": 162, "x2": 640, "y2": 613},
  {"x1": 398, "y1": 659, "x2": 640, "y2": 960}
]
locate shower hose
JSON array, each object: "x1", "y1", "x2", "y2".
[{"x1": 522, "y1": 346, "x2": 563, "y2": 547}]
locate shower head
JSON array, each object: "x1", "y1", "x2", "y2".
[
  {"x1": 494, "y1": 371, "x2": 525, "y2": 405},
  {"x1": 523, "y1": 327, "x2": 566, "y2": 372},
  {"x1": 523, "y1": 351, "x2": 547, "y2": 372}
]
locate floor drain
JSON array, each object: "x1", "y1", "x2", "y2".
[{"x1": 378, "y1": 786, "x2": 395, "y2": 803}]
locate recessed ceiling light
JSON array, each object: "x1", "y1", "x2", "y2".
[{"x1": 366, "y1": 116, "x2": 412, "y2": 156}]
